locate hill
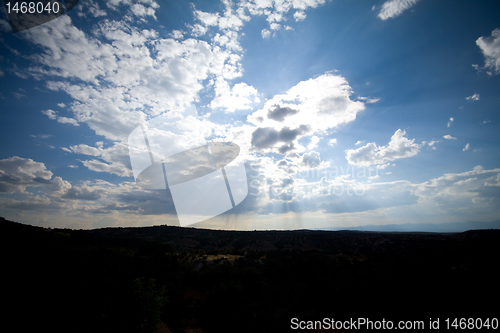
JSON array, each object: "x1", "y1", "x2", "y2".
[{"x1": 2, "y1": 217, "x2": 499, "y2": 332}]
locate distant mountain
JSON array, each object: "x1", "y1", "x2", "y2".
[{"x1": 316, "y1": 220, "x2": 500, "y2": 232}]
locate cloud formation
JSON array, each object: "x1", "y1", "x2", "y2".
[
  {"x1": 345, "y1": 129, "x2": 420, "y2": 167},
  {"x1": 249, "y1": 73, "x2": 366, "y2": 153},
  {"x1": 447, "y1": 117, "x2": 454, "y2": 127},
  {"x1": 476, "y1": 28, "x2": 500, "y2": 75},
  {"x1": 466, "y1": 93, "x2": 480, "y2": 101},
  {"x1": 377, "y1": 0, "x2": 420, "y2": 20}
]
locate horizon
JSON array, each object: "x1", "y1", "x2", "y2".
[
  {"x1": 1, "y1": 0, "x2": 500, "y2": 231},
  {"x1": 3, "y1": 215, "x2": 500, "y2": 234}
]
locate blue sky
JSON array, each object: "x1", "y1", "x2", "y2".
[{"x1": 0, "y1": 0, "x2": 499, "y2": 230}]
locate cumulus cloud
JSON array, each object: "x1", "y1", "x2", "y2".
[
  {"x1": 24, "y1": 16, "x2": 238, "y2": 142},
  {"x1": 248, "y1": 73, "x2": 365, "y2": 154},
  {"x1": 0, "y1": 156, "x2": 69, "y2": 194},
  {"x1": 64, "y1": 142, "x2": 133, "y2": 177},
  {"x1": 0, "y1": 155, "x2": 177, "y2": 221},
  {"x1": 131, "y1": 3, "x2": 159, "y2": 19},
  {"x1": 241, "y1": 0, "x2": 326, "y2": 33},
  {"x1": 77, "y1": 0, "x2": 107, "y2": 18},
  {"x1": 463, "y1": 143, "x2": 470, "y2": 151},
  {"x1": 275, "y1": 151, "x2": 329, "y2": 175},
  {"x1": 69, "y1": 144, "x2": 102, "y2": 156},
  {"x1": 17, "y1": 11, "x2": 254, "y2": 187},
  {"x1": 106, "y1": 0, "x2": 160, "y2": 19},
  {"x1": 377, "y1": 0, "x2": 420, "y2": 20},
  {"x1": 415, "y1": 166, "x2": 500, "y2": 209},
  {"x1": 81, "y1": 159, "x2": 132, "y2": 177},
  {"x1": 307, "y1": 135, "x2": 320, "y2": 150},
  {"x1": 251, "y1": 125, "x2": 311, "y2": 153},
  {"x1": 294, "y1": 11, "x2": 307, "y2": 21},
  {"x1": 42, "y1": 109, "x2": 79, "y2": 126},
  {"x1": 345, "y1": 129, "x2": 420, "y2": 167},
  {"x1": 209, "y1": 78, "x2": 260, "y2": 112},
  {"x1": 267, "y1": 104, "x2": 299, "y2": 122},
  {"x1": 328, "y1": 138, "x2": 337, "y2": 146},
  {"x1": 41, "y1": 109, "x2": 57, "y2": 120},
  {"x1": 443, "y1": 135, "x2": 457, "y2": 140},
  {"x1": 476, "y1": 28, "x2": 500, "y2": 75}
]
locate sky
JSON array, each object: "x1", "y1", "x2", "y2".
[{"x1": 0, "y1": 0, "x2": 499, "y2": 230}]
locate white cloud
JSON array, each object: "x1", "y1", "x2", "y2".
[
  {"x1": 443, "y1": 134, "x2": 457, "y2": 140},
  {"x1": 131, "y1": 4, "x2": 158, "y2": 19},
  {"x1": 57, "y1": 117, "x2": 79, "y2": 126},
  {"x1": 194, "y1": 3, "x2": 245, "y2": 32},
  {"x1": 42, "y1": 109, "x2": 78, "y2": 126},
  {"x1": 69, "y1": 144, "x2": 102, "y2": 156},
  {"x1": 415, "y1": 166, "x2": 500, "y2": 210},
  {"x1": 328, "y1": 138, "x2": 337, "y2": 146},
  {"x1": 194, "y1": 10, "x2": 220, "y2": 27},
  {"x1": 248, "y1": 73, "x2": 366, "y2": 154},
  {"x1": 357, "y1": 96, "x2": 380, "y2": 104},
  {"x1": 170, "y1": 30, "x2": 184, "y2": 39},
  {"x1": 81, "y1": 159, "x2": 132, "y2": 177},
  {"x1": 261, "y1": 29, "x2": 271, "y2": 38},
  {"x1": 0, "y1": 156, "x2": 70, "y2": 194},
  {"x1": 65, "y1": 142, "x2": 133, "y2": 177},
  {"x1": 190, "y1": 24, "x2": 207, "y2": 37},
  {"x1": 345, "y1": 129, "x2": 420, "y2": 166},
  {"x1": 447, "y1": 117, "x2": 454, "y2": 127},
  {"x1": 463, "y1": 143, "x2": 470, "y2": 151},
  {"x1": 307, "y1": 135, "x2": 320, "y2": 150},
  {"x1": 78, "y1": 0, "x2": 107, "y2": 18},
  {"x1": 41, "y1": 109, "x2": 57, "y2": 120},
  {"x1": 17, "y1": 10, "x2": 257, "y2": 183},
  {"x1": 241, "y1": 0, "x2": 326, "y2": 34},
  {"x1": 270, "y1": 23, "x2": 281, "y2": 30},
  {"x1": 426, "y1": 140, "x2": 439, "y2": 150},
  {"x1": 476, "y1": 28, "x2": 500, "y2": 75},
  {"x1": 466, "y1": 93, "x2": 480, "y2": 101},
  {"x1": 106, "y1": 0, "x2": 160, "y2": 19},
  {"x1": 355, "y1": 140, "x2": 364, "y2": 146},
  {"x1": 26, "y1": 17, "x2": 237, "y2": 142},
  {"x1": 275, "y1": 151, "x2": 330, "y2": 175},
  {"x1": 209, "y1": 78, "x2": 260, "y2": 112},
  {"x1": 377, "y1": 0, "x2": 420, "y2": 20},
  {"x1": 294, "y1": 11, "x2": 307, "y2": 21}
]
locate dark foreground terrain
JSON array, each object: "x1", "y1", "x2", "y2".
[{"x1": 2, "y1": 217, "x2": 499, "y2": 332}]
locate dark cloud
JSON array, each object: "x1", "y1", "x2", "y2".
[
  {"x1": 251, "y1": 127, "x2": 279, "y2": 149},
  {"x1": 62, "y1": 187, "x2": 102, "y2": 200},
  {"x1": 116, "y1": 189, "x2": 178, "y2": 215},
  {"x1": 302, "y1": 151, "x2": 321, "y2": 168},
  {"x1": 277, "y1": 159, "x2": 298, "y2": 174},
  {"x1": 267, "y1": 104, "x2": 299, "y2": 122},
  {"x1": 278, "y1": 143, "x2": 295, "y2": 154},
  {"x1": 251, "y1": 125, "x2": 311, "y2": 151}
]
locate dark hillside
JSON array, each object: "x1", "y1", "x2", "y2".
[{"x1": 2, "y1": 217, "x2": 499, "y2": 332}]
